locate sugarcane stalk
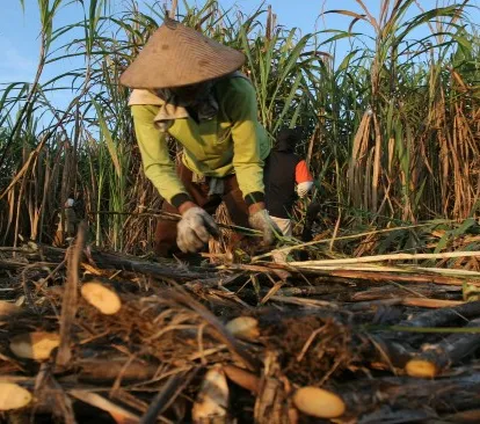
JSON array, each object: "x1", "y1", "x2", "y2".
[
  {"x1": 88, "y1": 210, "x2": 260, "y2": 236},
  {"x1": 398, "y1": 300, "x2": 480, "y2": 328},
  {"x1": 296, "y1": 373, "x2": 480, "y2": 420},
  {"x1": 406, "y1": 317, "x2": 480, "y2": 378}
]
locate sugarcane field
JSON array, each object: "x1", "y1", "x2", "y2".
[{"x1": 1, "y1": 0, "x2": 480, "y2": 423}]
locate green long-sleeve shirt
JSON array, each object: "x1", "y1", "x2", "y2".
[{"x1": 131, "y1": 76, "x2": 270, "y2": 207}]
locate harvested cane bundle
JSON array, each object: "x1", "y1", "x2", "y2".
[
  {"x1": 5, "y1": 237, "x2": 480, "y2": 422},
  {"x1": 319, "y1": 372, "x2": 480, "y2": 419}
]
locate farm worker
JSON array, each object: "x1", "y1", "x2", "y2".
[
  {"x1": 120, "y1": 19, "x2": 279, "y2": 257},
  {"x1": 64, "y1": 197, "x2": 78, "y2": 238},
  {"x1": 264, "y1": 129, "x2": 314, "y2": 261},
  {"x1": 54, "y1": 195, "x2": 78, "y2": 246}
]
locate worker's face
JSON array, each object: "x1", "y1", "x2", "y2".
[{"x1": 170, "y1": 82, "x2": 208, "y2": 103}]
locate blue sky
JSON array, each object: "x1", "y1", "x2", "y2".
[
  {"x1": 0, "y1": 0, "x2": 351, "y2": 83},
  {"x1": 1, "y1": 1, "x2": 478, "y2": 99}
]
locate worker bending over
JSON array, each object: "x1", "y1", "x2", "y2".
[{"x1": 120, "y1": 19, "x2": 279, "y2": 257}]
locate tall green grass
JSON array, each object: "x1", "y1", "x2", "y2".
[{"x1": 0, "y1": 0, "x2": 478, "y2": 258}]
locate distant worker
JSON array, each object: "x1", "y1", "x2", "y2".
[
  {"x1": 264, "y1": 128, "x2": 314, "y2": 239},
  {"x1": 54, "y1": 194, "x2": 78, "y2": 246},
  {"x1": 64, "y1": 196, "x2": 78, "y2": 238},
  {"x1": 120, "y1": 19, "x2": 279, "y2": 257}
]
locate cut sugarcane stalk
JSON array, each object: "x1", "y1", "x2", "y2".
[
  {"x1": 0, "y1": 383, "x2": 32, "y2": 410},
  {"x1": 327, "y1": 372, "x2": 480, "y2": 416},
  {"x1": 406, "y1": 317, "x2": 480, "y2": 378},
  {"x1": 293, "y1": 386, "x2": 346, "y2": 419},
  {"x1": 81, "y1": 281, "x2": 122, "y2": 315},
  {"x1": 405, "y1": 359, "x2": 438, "y2": 378},
  {"x1": 10, "y1": 332, "x2": 60, "y2": 361},
  {"x1": 192, "y1": 365, "x2": 229, "y2": 423},
  {"x1": 225, "y1": 316, "x2": 259, "y2": 341}
]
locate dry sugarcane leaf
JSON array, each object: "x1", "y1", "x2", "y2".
[
  {"x1": 140, "y1": 370, "x2": 194, "y2": 423},
  {"x1": 81, "y1": 261, "x2": 104, "y2": 276},
  {"x1": 0, "y1": 383, "x2": 32, "y2": 411},
  {"x1": 69, "y1": 390, "x2": 140, "y2": 424},
  {"x1": 292, "y1": 386, "x2": 346, "y2": 419},
  {"x1": 192, "y1": 365, "x2": 229, "y2": 423},
  {"x1": 167, "y1": 288, "x2": 261, "y2": 372},
  {"x1": 401, "y1": 297, "x2": 463, "y2": 308},
  {"x1": 81, "y1": 281, "x2": 122, "y2": 315},
  {"x1": 56, "y1": 223, "x2": 85, "y2": 368},
  {"x1": 225, "y1": 316, "x2": 259, "y2": 341},
  {"x1": 223, "y1": 365, "x2": 260, "y2": 394},
  {"x1": 10, "y1": 332, "x2": 60, "y2": 361},
  {"x1": 254, "y1": 350, "x2": 294, "y2": 424}
]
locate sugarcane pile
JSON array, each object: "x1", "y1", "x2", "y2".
[{"x1": 2, "y1": 238, "x2": 480, "y2": 423}]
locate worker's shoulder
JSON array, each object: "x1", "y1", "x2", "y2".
[
  {"x1": 128, "y1": 89, "x2": 165, "y2": 107},
  {"x1": 215, "y1": 73, "x2": 255, "y2": 96}
]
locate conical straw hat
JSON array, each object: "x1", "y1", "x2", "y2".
[{"x1": 120, "y1": 19, "x2": 245, "y2": 89}]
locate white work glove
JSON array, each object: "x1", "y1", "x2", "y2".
[
  {"x1": 177, "y1": 207, "x2": 220, "y2": 253},
  {"x1": 65, "y1": 198, "x2": 75, "y2": 208},
  {"x1": 248, "y1": 209, "x2": 282, "y2": 247},
  {"x1": 296, "y1": 181, "x2": 314, "y2": 198}
]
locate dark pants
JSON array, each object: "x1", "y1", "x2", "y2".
[{"x1": 154, "y1": 163, "x2": 250, "y2": 257}]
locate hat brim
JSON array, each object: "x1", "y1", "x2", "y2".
[{"x1": 120, "y1": 21, "x2": 245, "y2": 89}]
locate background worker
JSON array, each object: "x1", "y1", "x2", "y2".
[
  {"x1": 264, "y1": 128, "x2": 314, "y2": 240},
  {"x1": 53, "y1": 194, "x2": 78, "y2": 246},
  {"x1": 120, "y1": 19, "x2": 279, "y2": 257}
]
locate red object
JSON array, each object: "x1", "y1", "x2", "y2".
[{"x1": 295, "y1": 160, "x2": 313, "y2": 184}]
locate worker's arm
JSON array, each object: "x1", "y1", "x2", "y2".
[
  {"x1": 131, "y1": 105, "x2": 192, "y2": 209},
  {"x1": 221, "y1": 78, "x2": 281, "y2": 245},
  {"x1": 222, "y1": 78, "x2": 266, "y2": 208},
  {"x1": 295, "y1": 159, "x2": 314, "y2": 198},
  {"x1": 132, "y1": 105, "x2": 219, "y2": 252}
]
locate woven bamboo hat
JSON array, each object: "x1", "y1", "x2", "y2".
[{"x1": 120, "y1": 19, "x2": 245, "y2": 89}]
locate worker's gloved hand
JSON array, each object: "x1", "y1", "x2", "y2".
[
  {"x1": 248, "y1": 209, "x2": 281, "y2": 247},
  {"x1": 177, "y1": 207, "x2": 220, "y2": 253},
  {"x1": 296, "y1": 181, "x2": 314, "y2": 198}
]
